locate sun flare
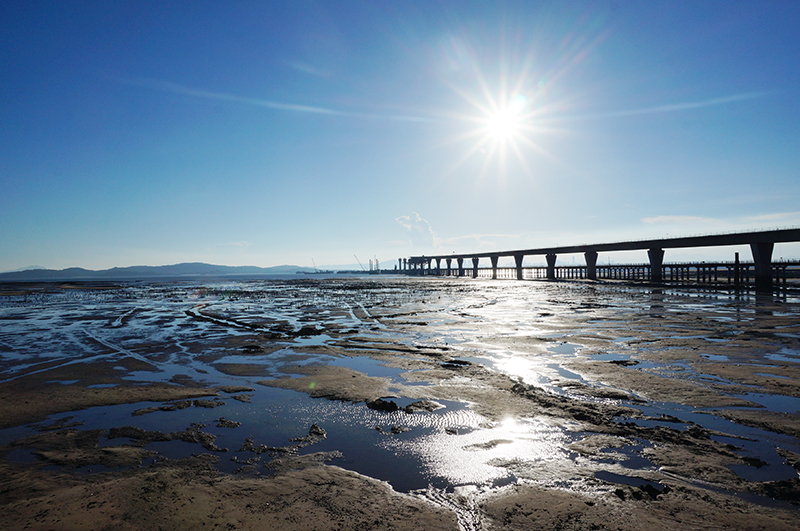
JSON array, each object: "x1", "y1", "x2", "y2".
[
  {"x1": 484, "y1": 95, "x2": 527, "y2": 141},
  {"x1": 486, "y1": 109, "x2": 520, "y2": 140}
]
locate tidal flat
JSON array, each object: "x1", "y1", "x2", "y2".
[{"x1": 0, "y1": 277, "x2": 799, "y2": 530}]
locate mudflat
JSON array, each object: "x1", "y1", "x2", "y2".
[{"x1": 0, "y1": 278, "x2": 798, "y2": 530}]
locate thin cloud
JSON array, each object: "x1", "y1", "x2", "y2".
[
  {"x1": 567, "y1": 92, "x2": 773, "y2": 121},
  {"x1": 122, "y1": 77, "x2": 431, "y2": 123},
  {"x1": 288, "y1": 61, "x2": 331, "y2": 78},
  {"x1": 742, "y1": 211, "x2": 800, "y2": 224},
  {"x1": 221, "y1": 241, "x2": 252, "y2": 247}
]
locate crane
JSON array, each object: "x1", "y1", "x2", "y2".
[{"x1": 354, "y1": 255, "x2": 366, "y2": 272}]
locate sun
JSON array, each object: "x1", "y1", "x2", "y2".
[
  {"x1": 484, "y1": 95, "x2": 527, "y2": 141},
  {"x1": 486, "y1": 108, "x2": 520, "y2": 140},
  {"x1": 441, "y1": 77, "x2": 558, "y2": 179}
]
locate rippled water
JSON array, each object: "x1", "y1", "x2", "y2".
[{"x1": 1, "y1": 278, "x2": 799, "y2": 494}]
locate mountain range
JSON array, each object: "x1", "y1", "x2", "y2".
[{"x1": 0, "y1": 262, "x2": 317, "y2": 281}]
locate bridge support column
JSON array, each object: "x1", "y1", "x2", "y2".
[
  {"x1": 514, "y1": 253, "x2": 524, "y2": 280},
  {"x1": 750, "y1": 242, "x2": 774, "y2": 291},
  {"x1": 490, "y1": 255, "x2": 499, "y2": 279},
  {"x1": 435, "y1": 258, "x2": 442, "y2": 276},
  {"x1": 648, "y1": 248, "x2": 664, "y2": 283},
  {"x1": 472, "y1": 257, "x2": 479, "y2": 278},
  {"x1": 446, "y1": 258, "x2": 452, "y2": 276},
  {"x1": 584, "y1": 251, "x2": 598, "y2": 280},
  {"x1": 546, "y1": 254, "x2": 557, "y2": 280}
]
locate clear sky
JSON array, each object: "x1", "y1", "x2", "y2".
[{"x1": 2, "y1": 0, "x2": 799, "y2": 271}]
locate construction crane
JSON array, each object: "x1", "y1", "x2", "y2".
[{"x1": 354, "y1": 255, "x2": 367, "y2": 272}]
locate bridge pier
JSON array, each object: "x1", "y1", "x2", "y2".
[
  {"x1": 751, "y1": 242, "x2": 774, "y2": 291},
  {"x1": 584, "y1": 251, "x2": 598, "y2": 280},
  {"x1": 546, "y1": 254, "x2": 557, "y2": 279},
  {"x1": 490, "y1": 254, "x2": 499, "y2": 279},
  {"x1": 435, "y1": 258, "x2": 442, "y2": 276},
  {"x1": 446, "y1": 258, "x2": 452, "y2": 276},
  {"x1": 514, "y1": 253, "x2": 524, "y2": 280},
  {"x1": 457, "y1": 258, "x2": 464, "y2": 277},
  {"x1": 648, "y1": 248, "x2": 664, "y2": 282},
  {"x1": 472, "y1": 257, "x2": 479, "y2": 278}
]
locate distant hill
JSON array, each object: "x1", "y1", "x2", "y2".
[
  {"x1": 0, "y1": 263, "x2": 315, "y2": 281},
  {"x1": 0, "y1": 265, "x2": 48, "y2": 273}
]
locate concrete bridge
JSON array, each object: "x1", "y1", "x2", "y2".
[{"x1": 400, "y1": 228, "x2": 800, "y2": 291}]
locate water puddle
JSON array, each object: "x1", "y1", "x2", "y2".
[
  {"x1": 733, "y1": 393, "x2": 800, "y2": 413},
  {"x1": 754, "y1": 373, "x2": 791, "y2": 380},
  {"x1": 548, "y1": 342, "x2": 582, "y2": 355},
  {"x1": 702, "y1": 354, "x2": 730, "y2": 362}
]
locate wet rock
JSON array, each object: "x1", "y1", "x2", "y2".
[
  {"x1": 241, "y1": 344, "x2": 263, "y2": 353},
  {"x1": 238, "y1": 436, "x2": 257, "y2": 452},
  {"x1": 374, "y1": 425, "x2": 411, "y2": 434},
  {"x1": 741, "y1": 456, "x2": 769, "y2": 468},
  {"x1": 32, "y1": 415, "x2": 83, "y2": 431},
  {"x1": 215, "y1": 417, "x2": 241, "y2": 429},
  {"x1": 175, "y1": 425, "x2": 226, "y2": 452},
  {"x1": 132, "y1": 400, "x2": 193, "y2": 416},
  {"x1": 289, "y1": 423, "x2": 327, "y2": 446},
  {"x1": 441, "y1": 359, "x2": 471, "y2": 370},
  {"x1": 464, "y1": 439, "x2": 513, "y2": 451},
  {"x1": 216, "y1": 386, "x2": 256, "y2": 394},
  {"x1": 777, "y1": 447, "x2": 800, "y2": 472},
  {"x1": 610, "y1": 359, "x2": 639, "y2": 367},
  {"x1": 231, "y1": 394, "x2": 253, "y2": 402},
  {"x1": 193, "y1": 399, "x2": 225, "y2": 408},
  {"x1": 404, "y1": 400, "x2": 445, "y2": 413},
  {"x1": 367, "y1": 398, "x2": 400, "y2": 412},
  {"x1": 293, "y1": 325, "x2": 323, "y2": 337}
]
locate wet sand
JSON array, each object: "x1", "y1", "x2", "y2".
[{"x1": 1, "y1": 279, "x2": 799, "y2": 529}]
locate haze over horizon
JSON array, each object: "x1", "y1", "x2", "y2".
[{"x1": 2, "y1": 1, "x2": 800, "y2": 272}]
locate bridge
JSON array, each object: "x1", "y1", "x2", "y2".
[{"x1": 400, "y1": 228, "x2": 800, "y2": 291}]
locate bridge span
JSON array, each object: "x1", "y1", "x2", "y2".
[{"x1": 401, "y1": 228, "x2": 800, "y2": 291}]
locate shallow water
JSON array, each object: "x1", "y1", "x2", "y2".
[{"x1": 1, "y1": 278, "x2": 799, "y2": 497}]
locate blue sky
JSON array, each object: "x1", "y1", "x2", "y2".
[{"x1": 2, "y1": 0, "x2": 799, "y2": 271}]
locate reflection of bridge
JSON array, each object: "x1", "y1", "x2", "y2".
[{"x1": 400, "y1": 228, "x2": 800, "y2": 291}]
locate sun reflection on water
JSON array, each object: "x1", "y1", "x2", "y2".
[{"x1": 380, "y1": 416, "x2": 566, "y2": 487}]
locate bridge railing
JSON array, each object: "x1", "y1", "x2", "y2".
[{"x1": 417, "y1": 260, "x2": 800, "y2": 289}]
